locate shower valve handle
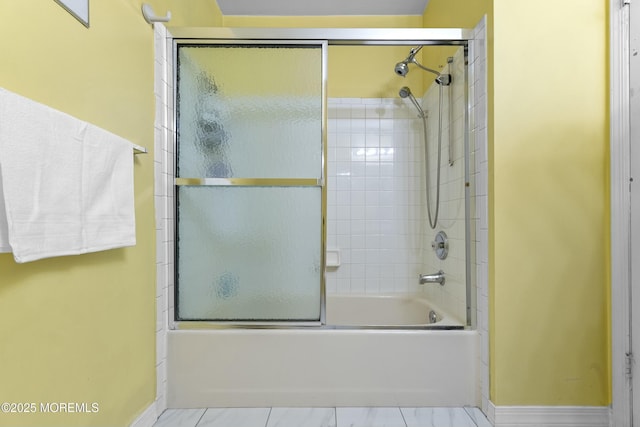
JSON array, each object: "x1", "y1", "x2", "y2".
[{"x1": 431, "y1": 231, "x2": 449, "y2": 260}]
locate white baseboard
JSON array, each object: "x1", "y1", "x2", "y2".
[
  {"x1": 130, "y1": 400, "x2": 163, "y2": 427},
  {"x1": 488, "y1": 402, "x2": 610, "y2": 427}
]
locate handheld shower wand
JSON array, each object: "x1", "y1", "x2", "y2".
[
  {"x1": 398, "y1": 84, "x2": 444, "y2": 230},
  {"x1": 398, "y1": 87, "x2": 426, "y2": 118}
]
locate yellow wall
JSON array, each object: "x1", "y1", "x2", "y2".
[
  {"x1": 422, "y1": 0, "x2": 492, "y2": 88},
  {"x1": 492, "y1": 0, "x2": 609, "y2": 405},
  {"x1": 224, "y1": 15, "x2": 426, "y2": 98},
  {"x1": 425, "y1": 0, "x2": 610, "y2": 406},
  {"x1": 0, "y1": 1, "x2": 221, "y2": 426}
]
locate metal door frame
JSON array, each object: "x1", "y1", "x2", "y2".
[
  {"x1": 611, "y1": 0, "x2": 634, "y2": 425},
  {"x1": 172, "y1": 39, "x2": 328, "y2": 326},
  {"x1": 166, "y1": 27, "x2": 472, "y2": 330}
]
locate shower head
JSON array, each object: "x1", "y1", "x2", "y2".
[
  {"x1": 394, "y1": 61, "x2": 410, "y2": 77},
  {"x1": 398, "y1": 86, "x2": 426, "y2": 118},
  {"x1": 394, "y1": 46, "x2": 423, "y2": 77},
  {"x1": 394, "y1": 45, "x2": 451, "y2": 86}
]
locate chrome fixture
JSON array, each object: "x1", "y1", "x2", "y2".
[
  {"x1": 395, "y1": 47, "x2": 453, "y2": 229},
  {"x1": 428, "y1": 310, "x2": 439, "y2": 324},
  {"x1": 437, "y1": 74, "x2": 452, "y2": 86},
  {"x1": 446, "y1": 56, "x2": 455, "y2": 167},
  {"x1": 419, "y1": 270, "x2": 446, "y2": 286},
  {"x1": 432, "y1": 231, "x2": 449, "y2": 260},
  {"x1": 394, "y1": 45, "x2": 452, "y2": 86},
  {"x1": 398, "y1": 87, "x2": 426, "y2": 118},
  {"x1": 398, "y1": 84, "x2": 442, "y2": 229}
]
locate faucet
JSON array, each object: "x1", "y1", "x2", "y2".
[{"x1": 419, "y1": 270, "x2": 445, "y2": 286}]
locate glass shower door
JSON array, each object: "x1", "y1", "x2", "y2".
[{"x1": 175, "y1": 42, "x2": 325, "y2": 322}]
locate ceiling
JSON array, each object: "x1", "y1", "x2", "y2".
[{"x1": 215, "y1": 0, "x2": 430, "y2": 16}]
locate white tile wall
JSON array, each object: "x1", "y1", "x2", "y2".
[
  {"x1": 470, "y1": 16, "x2": 490, "y2": 414},
  {"x1": 417, "y1": 47, "x2": 468, "y2": 324},
  {"x1": 325, "y1": 98, "x2": 425, "y2": 296},
  {"x1": 153, "y1": 23, "x2": 172, "y2": 418},
  {"x1": 325, "y1": 47, "x2": 471, "y2": 325}
]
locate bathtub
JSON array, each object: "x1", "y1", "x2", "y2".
[
  {"x1": 325, "y1": 294, "x2": 463, "y2": 329},
  {"x1": 167, "y1": 294, "x2": 479, "y2": 408}
]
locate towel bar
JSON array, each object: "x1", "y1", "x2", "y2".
[{"x1": 132, "y1": 143, "x2": 147, "y2": 154}]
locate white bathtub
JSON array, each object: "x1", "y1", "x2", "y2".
[
  {"x1": 325, "y1": 294, "x2": 463, "y2": 328},
  {"x1": 167, "y1": 294, "x2": 478, "y2": 408}
]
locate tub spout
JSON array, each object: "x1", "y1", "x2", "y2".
[{"x1": 419, "y1": 270, "x2": 445, "y2": 286}]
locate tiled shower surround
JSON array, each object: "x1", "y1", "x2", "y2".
[
  {"x1": 325, "y1": 47, "x2": 471, "y2": 323},
  {"x1": 325, "y1": 98, "x2": 425, "y2": 296},
  {"x1": 154, "y1": 18, "x2": 490, "y2": 419}
]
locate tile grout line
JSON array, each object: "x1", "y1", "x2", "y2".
[
  {"x1": 398, "y1": 407, "x2": 409, "y2": 427},
  {"x1": 264, "y1": 407, "x2": 273, "y2": 427},
  {"x1": 193, "y1": 408, "x2": 207, "y2": 427},
  {"x1": 463, "y1": 406, "x2": 481, "y2": 427}
]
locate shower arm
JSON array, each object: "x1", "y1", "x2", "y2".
[{"x1": 410, "y1": 59, "x2": 441, "y2": 77}]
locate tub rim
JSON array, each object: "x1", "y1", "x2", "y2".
[{"x1": 173, "y1": 293, "x2": 465, "y2": 331}]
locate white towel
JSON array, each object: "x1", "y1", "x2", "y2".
[
  {"x1": 0, "y1": 164, "x2": 10, "y2": 252},
  {"x1": 0, "y1": 88, "x2": 136, "y2": 263}
]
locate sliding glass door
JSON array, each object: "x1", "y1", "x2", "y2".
[{"x1": 175, "y1": 42, "x2": 326, "y2": 322}]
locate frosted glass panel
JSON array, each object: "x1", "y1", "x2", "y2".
[
  {"x1": 177, "y1": 44, "x2": 322, "y2": 179},
  {"x1": 177, "y1": 186, "x2": 322, "y2": 321}
]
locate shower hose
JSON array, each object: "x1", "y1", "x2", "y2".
[{"x1": 421, "y1": 83, "x2": 445, "y2": 229}]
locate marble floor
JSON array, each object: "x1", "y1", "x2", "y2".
[{"x1": 152, "y1": 407, "x2": 493, "y2": 427}]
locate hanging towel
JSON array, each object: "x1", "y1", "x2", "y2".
[
  {"x1": 0, "y1": 164, "x2": 10, "y2": 253},
  {"x1": 0, "y1": 88, "x2": 136, "y2": 263}
]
